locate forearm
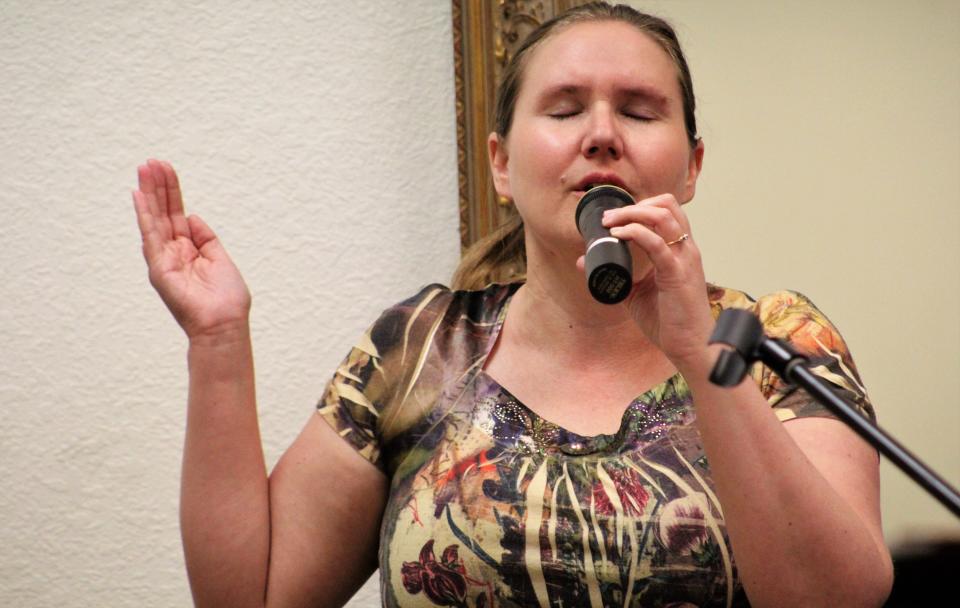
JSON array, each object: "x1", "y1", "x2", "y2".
[
  {"x1": 682, "y1": 350, "x2": 891, "y2": 607},
  {"x1": 181, "y1": 324, "x2": 269, "y2": 608}
]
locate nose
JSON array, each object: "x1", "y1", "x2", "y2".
[{"x1": 581, "y1": 104, "x2": 623, "y2": 160}]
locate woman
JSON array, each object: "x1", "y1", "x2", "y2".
[{"x1": 132, "y1": 3, "x2": 893, "y2": 606}]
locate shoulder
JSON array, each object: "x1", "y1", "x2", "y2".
[
  {"x1": 709, "y1": 284, "x2": 874, "y2": 419},
  {"x1": 707, "y1": 283, "x2": 855, "y2": 376},
  {"x1": 410, "y1": 281, "x2": 519, "y2": 315},
  {"x1": 377, "y1": 281, "x2": 520, "y2": 320},
  {"x1": 368, "y1": 282, "x2": 519, "y2": 343},
  {"x1": 708, "y1": 285, "x2": 835, "y2": 345}
]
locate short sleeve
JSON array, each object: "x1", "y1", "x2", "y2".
[
  {"x1": 747, "y1": 290, "x2": 876, "y2": 423},
  {"x1": 316, "y1": 284, "x2": 453, "y2": 471}
]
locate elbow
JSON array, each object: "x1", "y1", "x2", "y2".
[
  {"x1": 747, "y1": 548, "x2": 894, "y2": 608},
  {"x1": 867, "y1": 547, "x2": 895, "y2": 607},
  {"x1": 850, "y1": 535, "x2": 895, "y2": 607},
  {"x1": 829, "y1": 563, "x2": 893, "y2": 608}
]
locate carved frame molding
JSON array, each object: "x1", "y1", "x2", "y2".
[{"x1": 451, "y1": 0, "x2": 588, "y2": 252}]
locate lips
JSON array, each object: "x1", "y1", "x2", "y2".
[{"x1": 574, "y1": 173, "x2": 628, "y2": 193}]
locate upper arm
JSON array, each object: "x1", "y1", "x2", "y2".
[
  {"x1": 265, "y1": 413, "x2": 389, "y2": 608},
  {"x1": 755, "y1": 290, "x2": 889, "y2": 557},
  {"x1": 783, "y1": 416, "x2": 891, "y2": 565}
]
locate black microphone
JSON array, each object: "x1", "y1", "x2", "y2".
[{"x1": 575, "y1": 185, "x2": 634, "y2": 304}]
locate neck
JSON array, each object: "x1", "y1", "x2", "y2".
[{"x1": 508, "y1": 235, "x2": 655, "y2": 363}]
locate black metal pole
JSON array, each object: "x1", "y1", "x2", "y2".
[
  {"x1": 786, "y1": 363, "x2": 960, "y2": 518},
  {"x1": 710, "y1": 308, "x2": 960, "y2": 519}
]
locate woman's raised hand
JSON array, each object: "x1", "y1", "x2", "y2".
[
  {"x1": 600, "y1": 193, "x2": 716, "y2": 370},
  {"x1": 133, "y1": 160, "x2": 251, "y2": 342}
]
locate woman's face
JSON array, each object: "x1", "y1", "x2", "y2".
[{"x1": 489, "y1": 20, "x2": 704, "y2": 254}]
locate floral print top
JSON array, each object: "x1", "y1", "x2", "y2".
[{"x1": 317, "y1": 282, "x2": 874, "y2": 608}]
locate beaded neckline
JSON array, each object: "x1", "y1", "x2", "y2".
[{"x1": 474, "y1": 285, "x2": 688, "y2": 456}]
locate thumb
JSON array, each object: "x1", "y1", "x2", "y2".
[{"x1": 187, "y1": 214, "x2": 229, "y2": 261}]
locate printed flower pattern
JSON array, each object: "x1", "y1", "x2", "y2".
[
  {"x1": 592, "y1": 465, "x2": 650, "y2": 517},
  {"x1": 318, "y1": 283, "x2": 874, "y2": 607},
  {"x1": 402, "y1": 540, "x2": 468, "y2": 607},
  {"x1": 659, "y1": 494, "x2": 709, "y2": 555}
]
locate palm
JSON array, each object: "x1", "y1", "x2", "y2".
[
  {"x1": 133, "y1": 160, "x2": 250, "y2": 339},
  {"x1": 625, "y1": 282, "x2": 662, "y2": 344},
  {"x1": 623, "y1": 262, "x2": 714, "y2": 365}
]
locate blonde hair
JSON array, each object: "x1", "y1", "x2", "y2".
[
  {"x1": 451, "y1": 1, "x2": 698, "y2": 291},
  {"x1": 450, "y1": 211, "x2": 526, "y2": 290}
]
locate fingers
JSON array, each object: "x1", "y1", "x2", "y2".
[
  {"x1": 608, "y1": 222, "x2": 684, "y2": 278},
  {"x1": 602, "y1": 193, "x2": 690, "y2": 243},
  {"x1": 187, "y1": 214, "x2": 227, "y2": 262},
  {"x1": 601, "y1": 193, "x2": 699, "y2": 282},
  {"x1": 137, "y1": 162, "x2": 169, "y2": 242},
  {"x1": 160, "y1": 160, "x2": 183, "y2": 214},
  {"x1": 137, "y1": 163, "x2": 158, "y2": 217},
  {"x1": 136, "y1": 159, "x2": 191, "y2": 240},
  {"x1": 159, "y1": 160, "x2": 191, "y2": 239},
  {"x1": 132, "y1": 190, "x2": 164, "y2": 264},
  {"x1": 148, "y1": 159, "x2": 169, "y2": 218}
]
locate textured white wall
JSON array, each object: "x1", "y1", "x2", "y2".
[
  {"x1": 3, "y1": 1, "x2": 958, "y2": 607},
  {"x1": 1, "y1": 1, "x2": 457, "y2": 606}
]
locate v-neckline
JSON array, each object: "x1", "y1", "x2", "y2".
[{"x1": 476, "y1": 284, "x2": 683, "y2": 455}]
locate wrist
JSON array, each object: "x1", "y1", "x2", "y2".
[
  {"x1": 187, "y1": 322, "x2": 254, "y2": 384},
  {"x1": 672, "y1": 343, "x2": 727, "y2": 386},
  {"x1": 187, "y1": 319, "x2": 252, "y2": 351}
]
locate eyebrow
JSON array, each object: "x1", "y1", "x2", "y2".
[{"x1": 538, "y1": 83, "x2": 671, "y2": 109}]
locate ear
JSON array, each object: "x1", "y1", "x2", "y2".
[
  {"x1": 488, "y1": 132, "x2": 512, "y2": 200},
  {"x1": 680, "y1": 138, "x2": 705, "y2": 204}
]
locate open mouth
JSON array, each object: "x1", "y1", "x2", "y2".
[
  {"x1": 575, "y1": 174, "x2": 629, "y2": 193},
  {"x1": 577, "y1": 183, "x2": 612, "y2": 194},
  {"x1": 575, "y1": 183, "x2": 629, "y2": 198}
]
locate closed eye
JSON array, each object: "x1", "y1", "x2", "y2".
[
  {"x1": 549, "y1": 110, "x2": 581, "y2": 120},
  {"x1": 623, "y1": 110, "x2": 655, "y2": 121}
]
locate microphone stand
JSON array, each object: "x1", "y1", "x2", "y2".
[{"x1": 708, "y1": 308, "x2": 960, "y2": 518}]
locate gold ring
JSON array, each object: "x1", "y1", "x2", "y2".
[{"x1": 666, "y1": 233, "x2": 690, "y2": 246}]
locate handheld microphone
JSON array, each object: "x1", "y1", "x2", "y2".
[{"x1": 575, "y1": 185, "x2": 634, "y2": 304}]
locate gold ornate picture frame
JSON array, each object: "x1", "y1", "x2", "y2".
[{"x1": 451, "y1": 0, "x2": 589, "y2": 251}]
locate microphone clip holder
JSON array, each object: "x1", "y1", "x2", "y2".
[{"x1": 708, "y1": 308, "x2": 806, "y2": 387}]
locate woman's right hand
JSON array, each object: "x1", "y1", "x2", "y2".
[{"x1": 133, "y1": 159, "x2": 251, "y2": 342}]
